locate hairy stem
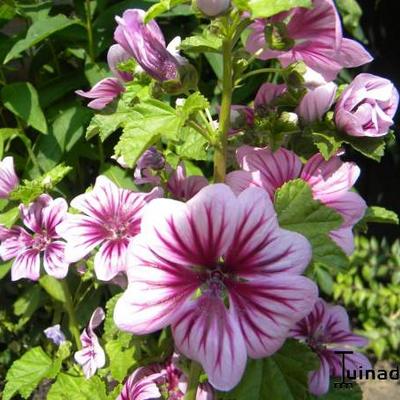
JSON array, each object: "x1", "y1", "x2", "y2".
[
  {"x1": 184, "y1": 361, "x2": 202, "y2": 400},
  {"x1": 213, "y1": 33, "x2": 233, "y2": 183},
  {"x1": 85, "y1": 0, "x2": 95, "y2": 62}
]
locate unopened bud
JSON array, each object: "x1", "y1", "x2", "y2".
[{"x1": 196, "y1": 0, "x2": 230, "y2": 17}]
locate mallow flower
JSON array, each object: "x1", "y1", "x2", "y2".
[
  {"x1": 76, "y1": 44, "x2": 132, "y2": 110},
  {"x1": 0, "y1": 156, "x2": 19, "y2": 199},
  {"x1": 118, "y1": 356, "x2": 214, "y2": 399},
  {"x1": 44, "y1": 324, "x2": 66, "y2": 346},
  {"x1": 75, "y1": 307, "x2": 105, "y2": 379},
  {"x1": 56, "y1": 176, "x2": 162, "y2": 281},
  {"x1": 114, "y1": 9, "x2": 184, "y2": 82},
  {"x1": 335, "y1": 73, "x2": 399, "y2": 137},
  {"x1": 114, "y1": 184, "x2": 318, "y2": 391},
  {"x1": 291, "y1": 299, "x2": 371, "y2": 396},
  {"x1": 0, "y1": 194, "x2": 69, "y2": 281},
  {"x1": 167, "y1": 163, "x2": 208, "y2": 201},
  {"x1": 226, "y1": 147, "x2": 366, "y2": 255},
  {"x1": 246, "y1": 0, "x2": 372, "y2": 81}
]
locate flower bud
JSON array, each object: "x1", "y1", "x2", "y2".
[{"x1": 196, "y1": 0, "x2": 230, "y2": 17}]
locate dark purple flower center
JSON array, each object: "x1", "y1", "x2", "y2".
[{"x1": 104, "y1": 220, "x2": 129, "y2": 240}]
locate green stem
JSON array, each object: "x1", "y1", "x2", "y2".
[
  {"x1": 236, "y1": 67, "x2": 282, "y2": 85},
  {"x1": 187, "y1": 120, "x2": 212, "y2": 142},
  {"x1": 60, "y1": 280, "x2": 81, "y2": 349},
  {"x1": 98, "y1": 137, "x2": 105, "y2": 171},
  {"x1": 85, "y1": 0, "x2": 95, "y2": 62},
  {"x1": 213, "y1": 34, "x2": 233, "y2": 183},
  {"x1": 184, "y1": 361, "x2": 202, "y2": 400}
]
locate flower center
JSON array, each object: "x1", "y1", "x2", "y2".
[
  {"x1": 103, "y1": 217, "x2": 129, "y2": 240},
  {"x1": 32, "y1": 231, "x2": 51, "y2": 251}
]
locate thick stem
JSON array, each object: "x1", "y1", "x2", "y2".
[
  {"x1": 60, "y1": 280, "x2": 82, "y2": 349},
  {"x1": 213, "y1": 35, "x2": 233, "y2": 183},
  {"x1": 184, "y1": 361, "x2": 202, "y2": 400}
]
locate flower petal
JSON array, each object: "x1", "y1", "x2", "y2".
[
  {"x1": 337, "y1": 38, "x2": 373, "y2": 69},
  {"x1": 43, "y1": 241, "x2": 69, "y2": 279},
  {"x1": 139, "y1": 184, "x2": 238, "y2": 267},
  {"x1": 11, "y1": 248, "x2": 41, "y2": 281},
  {"x1": 308, "y1": 353, "x2": 331, "y2": 396},
  {"x1": 329, "y1": 227, "x2": 355, "y2": 255},
  {"x1": 114, "y1": 236, "x2": 200, "y2": 335},
  {"x1": 42, "y1": 198, "x2": 68, "y2": 235},
  {"x1": 19, "y1": 194, "x2": 52, "y2": 233},
  {"x1": 94, "y1": 239, "x2": 129, "y2": 281},
  {"x1": 228, "y1": 275, "x2": 318, "y2": 358},
  {"x1": 172, "y1": 294, "x2": 248, "y2": 391}
]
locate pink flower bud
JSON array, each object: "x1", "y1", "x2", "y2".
[
  {"x1": 335, "y1": 73, "x2": 399, "y2": 137},
  {"x1": 196, "y1": 0, "x2": 230, "y2": 17}
]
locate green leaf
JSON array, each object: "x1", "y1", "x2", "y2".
[
  {"x1": 311, "y1": 131, "x2": 342, "y2": 160},
  {"x1": 220, "y1": 339, "x2": 319, "y2": 400},
  {"x1": 3, "y1": 347, "x2": 60, "y2": 400},
  {"x1": 103, "y1": 294, "x2": 123, "y2": 341},
  {"x1": 335, "y1": 0, "x2": 366, "y2": 42},
  {"x1": 13, "y1": 285, "x2": 44, "y2": 329},
  {"x1": 356, "y1": 206, "x2": 399, "y2": 232},
  {"x1": 0, "y1": 206, "x2": 19, "y2": 228},
  {"x1": 145, "y1": 0, "x2": 186, "y2": 22},
  {"x1": 10, "y1": 164, "x2": 72, "y2": 204},
  {"x1": 176, "y1": 127, "x2": 209, "y2": 161},
  {"x1": 177, "y1": 91, "x2": 210, "y2": 127},
  {"x1": 236, "y1": 0, "x2": 312, "y2": 18},
  {"x1": 105, "y1": 336, "x2": 137, "y2": 382},
  {"x1": 340, "y1": 133, "x2": 386, "y2": 162},
  {"x1": 37, "y1": 105, "x2": 92, "y2": 170},
  {"x1": 100, "y1": 164, "x2": 137, "y2": 190},
  {"x1": 275, "y1": 179, "x2": 348, "y2": 269},
  {"x1": 1, "y1": 82, "x2": 47, "y2": 134},
  {"x1": 0, "y1": 260, "x2": 12, "y2": 280},
  {"x1": 180, "y1": 31, "x2": 223, "y2": 53},
  {"x1": 47, "y1": 374, "x2": 108, "y2": 400},
  {"x1": 4, "y1": 14, "x2": 78, "y2": 63},
  {"x1": 39, "y1": 275, "x2": 67, "y2": 303}
]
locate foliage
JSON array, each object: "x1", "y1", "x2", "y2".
[{"x1": 333, "y1": 236, "x2": 400, "y2": 361}]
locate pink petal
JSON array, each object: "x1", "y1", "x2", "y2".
[
  {"x1": 329, "y1": 227, "x2": 355, "y2": 255},
  {"x1": 228, "y1": 275, "x2": 318, "y2": 358},
  {"x1": 43, "y1": 241, "x2": 69, "y2": 279},
  {"x1": 139, "y1": 184, "x2": 238, "y2": 267},
  {"x1": 42, "y1": 198, "x2": 68, "y2": 235},
  {"x1": 107, "y1": 44, "x2": 133, "y2": 82},
  {"x1": 88, "y1": 307, "x2": 105, "y2": 334},
  {"x1": 19, "y1": 194, "x2": 52, "y2": 233},
  {"x1": 76, "y1": 78, "x2": 124, "y2": 110},
  {"x1": 0, "y1": 156, "x2": 19, "y2": 198},
  {"x1": 337, "y1": 38, "x2": 373, "y2": 69},
  {"x1": 225, "y1": 187, "x2": 312, "y2": 276},
  {"x1": 324, "y1": 191, "x2": 367, "y2": 227},
  {"x1": 254, "y1": 83, "x2": 287, "y2": 109},
  {"x1": 172, "y1": 294, "x2": 248, "y2": 391},
  {"x1": 94, "y1": 239, "x2": 129, "y2": 281},
  {"x1": 11, "y1": 248, "x2": 41, "y2": 281},
  {"x1": 0, "y1": 226, "x2": 31, "y2": 260},
  {"x1": 308, "y1": 353, "x2": 331, "y2": 396},
  {"x1": 235, "y1": 146, "x2": 302, "y2": 197},
  {"x1": 57, "y1": 214, "x2": 105, "y2": 262},
  {"x1": 297, "y1": 82, "x2": 337, "y2": 123},
  {"x1": 114, "y1": 236, "x2": 200, "y2": 335},
  {"x1": 301, "y1": 153, "x2": 360, "y2": 201},
  {"x1": 225, "y1": 170, "x2": 255, "y2": 195}
]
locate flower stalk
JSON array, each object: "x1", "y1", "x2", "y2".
[
  {"x1": 60, "y1": 279, "x2": 81, "y2": 349},
  {"x1": 184, "y1": 361, "x2": 202, "y2": 400},
  {"x1": 213, "y1": 34, "x2": 233, "y2": 183}
]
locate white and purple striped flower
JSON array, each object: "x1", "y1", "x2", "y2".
[
  {"x1": 56, "y1": 176, "x2": 162, "y2": 281},
  {"x1": 114, "y1": 184, "x2": 318, "y2": 391},
  {"x1": 291, "y1": 299, "x2": 371, "y2": 396},
  {"x1": 118, "y1": 356, "x2": 214, "y2": 399},
  {"x1": 44, "y1": 324, "x2": 66, "y2": 346},
  {"x1": 226, "y1": 147, "x2": 367, "y2": 255},
  {"x1": 0, "y1": 194, "x2": 69, "y2": 281},
  {"x1": 0, "y1": 156, "x2": 19, "y2": 199},
  {"x1": 114, "y1": 9, "x2": 183, "y2": 82},
  {"x1": 75, "y1": 307, "x2": 106, "y2": 379}
]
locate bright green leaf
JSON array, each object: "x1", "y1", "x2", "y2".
[
  {"x1": 39, "y1": 275, "x2": 67, "y2": 303},
  {"x1": 1, "y1": 82, "x2": 47, "y2": 134},
  {"x1": 145, "y1": 0, "x2": 186, "y2": 21},
  {"x1": 237, "y1": 0, "x2": 312, "y2": 18},
  {"x1": 0, "y1": 206, "x2": 19, "y2": 228},
  {"x1": 4, "y1": 14, "x2": 78, "y2": 63},
  {"x1": 176, "y1": 127, "x2": 209, "y2": 161},
  {"x1": 3, "y1": 347, "x2": 60, "y2": 400},
  {"x1": 47, "y1": 374, "x2": 108, "y2": 400},
  {"x1": 180, "y1": 31, "x2": 223, "y2": 53}
]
